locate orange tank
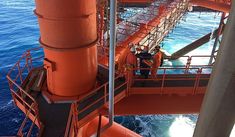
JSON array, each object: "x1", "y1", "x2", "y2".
[{"x1": 35, "y1": 0, "x2": 98, "y2": 96}]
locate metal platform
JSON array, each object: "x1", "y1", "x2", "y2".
[
  {"x1": 20, "y1": 68, "x2": 71, "y2": 137},
  {"x1": 37, "y1": 95, "x2": 71, "y2": 137},
  {"x1": 6, "y1": 48, "x2": 213, "y2": 137}
]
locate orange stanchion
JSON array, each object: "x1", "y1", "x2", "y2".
[
  {"x1": 82, "y1": 116, "x2": 141, "y2": 137},
  {"x1": 35, "y1": 0, "x2": 98, "y2": 96}
]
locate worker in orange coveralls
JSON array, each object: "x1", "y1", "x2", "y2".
[
  {"x1": 151, "y1": 46, "x2": 163, "y2": 79},
  {"x1": 126, "y1": 46, "x2": 137, "y2": 85}
]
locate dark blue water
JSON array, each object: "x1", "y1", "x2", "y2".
[
  {"x1": 0, "y1": 0, "x2": 228, "y2": 136},
  {"x1": 0, "y1": 0, "x2": 40, "y2": 135}
]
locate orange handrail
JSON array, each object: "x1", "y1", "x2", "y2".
[
  {"x1": 98, "y1": 0, "x2": 189, "y2": 68},
  {"x1": 17, "y1": 103, "x2": 41, "y2": 137},
  {"x1": 64, "y1": 75, "x2": 128, "y2": 134},
  {"x1": 6, "y1": 48, "x2": 44, "y2": 136},
  {"x1": 130, "y1": 66, "x2": 212, "y2": 94}
]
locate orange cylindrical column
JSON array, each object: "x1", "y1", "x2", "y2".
[{"x1": 35, "y1": 0, "x2": 98, "y2": 96}]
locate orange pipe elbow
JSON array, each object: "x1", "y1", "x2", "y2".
[
  {"x1": 82, "y1": 116, "x2": 142, "y2": 137},
  {"x1": 35, "y1": 0, "x2": 98, "y2": 96},
  {"x1": 191, "y1": 0, "x2": 231, "y2": 13}
]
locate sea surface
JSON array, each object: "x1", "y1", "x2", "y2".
[{"x1": 0, "y1": 0, "x2": 234, "y2": 136}]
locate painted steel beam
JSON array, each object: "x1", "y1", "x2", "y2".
[
  {"x1": 171, "y1": 28, "x2": 220, "y2": 59},
  {"x1": 191, "y1": 0, "x2": 231, "y2": 13}
]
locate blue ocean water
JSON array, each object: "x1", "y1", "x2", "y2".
[
  {"x1": 0, "y1": 0, "x2": 232, "y2": 136},
  {"x1": 0, "y1": 0, "x2": 40, "y2": 136}
]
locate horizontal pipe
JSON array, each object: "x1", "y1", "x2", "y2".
[
  {"x1": 82, "y1": 116, "x2": 141, "y2": 137},
  {"x1": 191, "y1": 0, "x2": 231, "y2": 13}
]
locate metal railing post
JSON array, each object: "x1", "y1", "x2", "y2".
[
  {"x1": 108, "y1": 0, "x2": 117, "y2": 127},
  {"x1": 209, "y1": 12, "x2": 226, "y2": 65}
]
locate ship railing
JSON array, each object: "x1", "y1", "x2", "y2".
[
  {"x1": 64, "y1": 104, "x2": 78, "y2": 137},
  {"x1": 6, "y1": 47, "x2": 44, "y2": 135},
  {"x1": 130, "y1": 65, "x2": 212, "y2": 94},
  {"x1": 99, "y1": 0, "x2": 188, "y2": 50},
  {"x1": 97, "y1": 44, "x2": 109, "y2": 58},
  {"x1": 65, "y1": 75, "x2": 128, "y2": 137},
  {"x1": 164, "y1": 55, "x2": 214, "y2": 68},
  {"x1": 17, "y1": 102, "x2": 43, "y2": 137}
]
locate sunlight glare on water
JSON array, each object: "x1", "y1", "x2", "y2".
[
  {"x1": 168, "y1": 115, "x2": 235, "y2": 137},
  {"x1": 169, "y1": 115, "x2": 195, "y2": 137},
  {"x1": 230, "y1": 125, "x2": 235, "y2": 137}
]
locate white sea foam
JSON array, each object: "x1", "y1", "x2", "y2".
[
  {"x1": 168, "y1": 116, "x2": 235, "y2": 137},
  {"x1": 230, "y1": 125, "x2": 235, "y2": 137},
  {"x1": 169, "y1": 115, "x2": 195, "y2": 137}
]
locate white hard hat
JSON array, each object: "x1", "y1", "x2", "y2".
[{"x1": 130, "y1": 47, "x2": 136, "y2": 52}]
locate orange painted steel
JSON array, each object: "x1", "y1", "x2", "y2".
[
  {"x1": 6, "y1": 49, "x2": 43, "y2": 130},
  {"x1": 17, "y1": 103, "x2": 41, "y2": 137},
  {"x1": 35, "y1": 0, "x2": 98, "y2": 96},
  {"x1": 130, "y1": 67, "x2": 211, "y2": 95},
  {"x1": 74, "y1": 76, "x2": 128, "y2": 128},
  {"x1": 98, "y1": 15, "x2": 162, "y2": 69},
  {"x1": 115, "y1": 94, "x2": 204, "y2": 115},
  {"x1": 7, "y1": 48, "x2": 214, "y2": 136},
  {"x1": 128, "y1": 66, "x2": 212, "y2": 96},
  {"x1": 98, "y1": 0, "x2": 182, "y2": 72},
  {"x1": 82, "y1": 116, "x2": 141, "y2": 137},
  {"x1": 191, "y1": 0, "x2": 231, "y2": 13}
]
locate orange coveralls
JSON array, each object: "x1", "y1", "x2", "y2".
[
  {"x1": 151, "y1": 51, "x2": 162, "y2": 78},
  {"x1": 126, "y1": 52, "x2": 137, "y2": 84}
]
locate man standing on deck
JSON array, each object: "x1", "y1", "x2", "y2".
[
  {"x1": 126, "y1": 46, "x2": 137, "y2": 84},
  {"x1": 136, "y1": 46, "x2": 152, "y2": 79},
  {"x1": 151, "y1": 46, "x2": 163, "y2": 79}
]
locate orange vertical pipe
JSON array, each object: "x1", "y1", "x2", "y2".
[
  {"x1": 35, "y1": 0, "x2": 98, "y2": 96},
  {"x1": 82, "y1": 116, "x2": 142, "y2": 137}
]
